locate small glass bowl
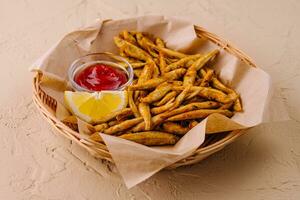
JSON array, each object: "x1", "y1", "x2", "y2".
[{"x1": 68, "y1": 52, "x2": 133, "y2": 92}]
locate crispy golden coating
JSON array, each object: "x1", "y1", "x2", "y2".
[
  {"x1": 210, "y1": 74, "x2": 242, "y2": 111},
  {"x1": 108, "y1": 120, "x2": 118, "y2": 127},
  {"x1": 136, "y1": 32, "x2": 158, "y2": 58},
  {"x1": 141, "y1": 82, "x2": 173, "y2": 103},
  {"x1": 200, "y1": 69, "x2": 214, "y2": 87},
  {"x1": 163, "y1": 68, "x2": 187, "y2": 80},
  {"x1": 133, "y1": 69, "x2": 143, "y2": 78},
  {"x1": 131, "y1": 113, "x2": 168, "y2": 132},
  {"x1": 62, "y1": 115, "x2": 77, "y2": 124},
  {"x1": 170, "y1": 85, "x2": 191, "y2": 110},
  {"x1": 173, "y1": 86, "x2": 238, "y2": 104},
  {"x1": 119, "y1": 30, "x2": 137, "y2": 45},
  {"x1": 119, "y1": 131, "x2": 179, "y2": 146},
  {"x1": 138, "y1": 102, "x2": 152, "y2": 130},
  {"x1": 128, "y1": 90, "x2": 140, "y2": 117},
  {"x1": 162, "y1": 122, "x2": 189, "y2": 135},
  {"x1": 165, "y1": 54, "x2": 202, "y2": 72},
  {"x1": 116, "y1": 108, "x2": 134, "y2": 122},
  {"x1": 104, "y1": 117, "x2": 144, "y2": 135},
  {"x1": 155, "y1": 37, "x2": 165, "y2": 47},
  {"x1": 153, "y1": 46, "x2": 187, "y2": 58},
  {"x1": 94, "y1": 123, "x2": 109, "y2": 132},
  {"x1": 153, "y1": 91, "x2": 177, "y2": 106},
  {"x1": 158, "y1": 50, "x2": 167, "y2": 74},
  {"x1": 119, "y1": 62, "x2": 146, "y2": 69},
  {"x1": 183, "y1": 50, "x2": 219, "y2": 86},
  {"x1": 151, "y1": 98, "x2": 175, "y2": 115},
  {"x1": 233, "y1": 97, "x2": 243, "y2": 112},
  {"x1": 89, "y1": 132, "x2": 103, "y2": 142},
  {"x1": 114, "y1": 36, "x2": 151, "y2": 61},
  {"x1": 161, "y1": 101, "x2": 221, "y2": 118},
  {"x1": 167, "y1": 109, "x2": 233, "y2": 121},
  {"x1": 129, "y1": 78, "x2": 166, "y2": 90}
]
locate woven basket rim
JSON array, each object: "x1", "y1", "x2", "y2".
[{"x1": 32, "y1": 24, "x2": 255, "y2": 168}]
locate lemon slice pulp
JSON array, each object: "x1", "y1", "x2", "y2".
[{"x1": 64, "y1": 90, "x2": 127, "y2": 123}]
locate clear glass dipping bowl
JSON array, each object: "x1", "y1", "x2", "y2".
[{"x1": 68, "y1": 52, "x2": 133, "y2": 92}]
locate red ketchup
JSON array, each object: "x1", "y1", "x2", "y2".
[{"x1": 74, "y1": 63, "x2": 128, "y2": 91}]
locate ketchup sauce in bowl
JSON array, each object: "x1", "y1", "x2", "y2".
[{"x1": 68, "y1": 53, "x2": 133, "y2": 92}]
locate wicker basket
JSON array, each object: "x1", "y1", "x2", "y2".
[{"x1": 32, "y1": 25, "x2": 256, "y2": 169}]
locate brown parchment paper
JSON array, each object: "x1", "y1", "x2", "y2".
[{"x1": 31, "y1": 15, "x2": 285, "y2": 188}]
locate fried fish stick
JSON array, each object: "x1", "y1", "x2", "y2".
[
  {"x1": 200, "y1": 69, "x2": 214, "y2": 86},
  {"x1": 119, "y1": 30, "x2": 137, "y2": 45},
  {"x1": 104, "y1": 117, "x2": 143, "y2": 135},
  {"x1": 131, "y1": 112, "x2": 168, "y2": 132},
  {"x1": 163, "y1": 68, "x2": 187, "y2": 80},
  {"x1": 145, "y1": 39, "x2": 186, "y2": 58},
  {"x1": 94, "y1": 123, "x2": 109, "y2": 132},
  {"x1": 189, "y1": 120, "x2": 199, "y2": 129},
  {"x1": 158, "y1": 50, "x2": 167, "y2": 74},
  {"x1": 165, "y1": 57, "x2": 179, "y2": 65},
  {"x1": 153, "y1": 91, "x2": 177, "y2": 106},
  {"x1": 128, "y1": 90, "x2": 140, "y2": 117},
  {"x1": 133, "y1": 69, "x2": 143, "y2": 78},
  {"x1": 141, "y1": 83, "x2": 173, "y2": 103},
  {"x1": 219, "y1": 102, "x2": 233, "y2": 110},
  {"x1": 233, "y1": 97, "x2": 243, "y2": 112},
  {"x1": 186, "y1": 88, "x2": 202, "y2": 100},
  {"x1": 193, "y1": 50, "x2": 219, "y2": 71},
  {"x1": 62, "y1": 115, "x2": 77, "y2": 124},
  {"x1": 151, "y1": 98, "x2": 175, "y2": 115},
  {"x1": 186, "y1": 59, "x2": 196, "y2": 67},
  {"x1": 130, "y1": 68, "x2": 186, "y2": 90},
  {"x1": 134, "y1": 63, "x2": 154, "y2": 97},
  {"x1": 183, "y1": 50, "x2": 219, "y2": 86},
  {"x1": 211, "y1": 76, "x2": 233, "y2": 94},
  {"x1": 108, "y1": 120, "x2": 118, "y2": 127},
  {"x1": 138, "y1": 102, "x2": 152, "y2": 130},
  {"x1": 173, "y1": 86, "x2": 238, "y2": 104},
  {"x1": 136, "y1": 33, "x2": 158, "y2": 58},
  {"x1": 89, "y1": 132, "x2": 103, "y2": 142},
  {"x1": 162, "y1": 122, "x2": 189, "y2": 135},
  {"x1": 167, "y1": 109, "x2": 233, "y2": 121},
  {"x1": 183, "y1": 68, "x2": 197, "y2": 86},
  {"x1": 183, "y1": 96, "x2": 205, "y2": 104},
  {"x1": 211, "y1": 75, "x2": 242, "y2": 111},
  {"x1": 152, "y1": 46, "x2": 187, "y2": 58},
  {"x1": 138, "y1": 63, "x2": 153, "y2": 83},
  {"x1": 197, "y1": 87, "x2": 238, "y2": 104},
  {"x1": 170, "y1": 86, "x2": 191, "y2": 110},
  {"x1": 171, "y1": 81, "x2": 183, "y2": 86},
  {"x1": 119, "y1": 62, "x2": 146, "y2": 69},
  {"x1": 210, "y1": 74, "x2": 242, "y2": 111},
  {"x1": 165, "y1": 54, "x2": 202, "y2": 72},
  {"x1": 116, "y1": 108, "x2": 134, "y2": 122},
  {"x1": 161, "y1": 101, "x2": 220, "y2": 118},
  {"x1": 155, "y1": 37, "x2": 165, "y2": 47},
  {"x1": 153, "y1": 57, "x2": 160, "y2": 66},
  {"x1": 129, "y1": 78, "x2": 166, "y2": 90},
  {"x1": 138, "y1": 62, "x2": 154, "y2": 87},
  {"x1": 114, "y1": 37, "x2": 152, "y2": 61},
  {"x1": 152, "y1": 61, "x2": 160, "y2": 78},
  {"x1": 119, "y1": 131, "x2": 179, "y2": 146}
]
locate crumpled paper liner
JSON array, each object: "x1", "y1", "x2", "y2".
[{"x1": 31, "y1": 15, "x2": 287, "y2": 188}]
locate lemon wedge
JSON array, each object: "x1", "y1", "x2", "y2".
[{"x1": 64, "y1": 90, "x2": 127, "y2": 123}]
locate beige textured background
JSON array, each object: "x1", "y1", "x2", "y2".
[{"x1": 1, "y1": 0, "x2": 300, "y2": 199}]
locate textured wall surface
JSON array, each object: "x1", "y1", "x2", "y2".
[{"x1": 1, "y1": 0, "x2": 300, "y2": 199}]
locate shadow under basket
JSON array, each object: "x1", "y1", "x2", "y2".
[{"x1": 32, "y1": 25, "x2": 255, "y2": 169}]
